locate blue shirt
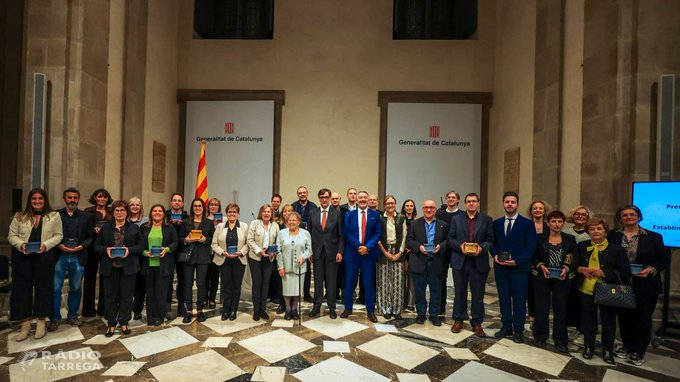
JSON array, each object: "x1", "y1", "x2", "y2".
[
  {"x1": 425, "y1": 219, "x2": 436, "y2": 244},
  {"x1": 291, "y1": 200, "x2": 318, "y2": 230}
]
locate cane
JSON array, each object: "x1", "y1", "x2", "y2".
[{"x1": 297, "y1": 251, "x2": 302, "y2": 326}]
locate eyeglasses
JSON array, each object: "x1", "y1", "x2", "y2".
[
  {"x1": 573, "y1": 212, "x2": 588, "y2": 217},
  {"x1": 227, "y1": 211, "x2": 238, "y2": 214},
  {"x1": 465, "y1": 200, "x2": 478, "y2": 204},
  {"x1": 422, "y1": 206, "x2": 436, "y2": 210}
]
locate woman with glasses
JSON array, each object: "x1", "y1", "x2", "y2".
[
  {"x1": 205, "y1": 197, "x2": 223, "y2": 309},
  {"x1": 247, "y1": 204, "x2": 280, "y2": 321},
  {"x1": 376, "y1": 195, "x2": 407, "y2": 319},
  {"x1": 128, "y1": 196, "x2": 148, "y2": 321},
  {"x1": 179, "y1": 198, "x2": 214, "y2": 323}
]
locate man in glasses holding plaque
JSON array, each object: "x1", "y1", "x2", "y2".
[
  {"x1": 49, "y1": 188, "x2": 96, "y2": 331},
  {"x1": 492, "y1": 192, "x2": 537, "y2": 344},
  {"x1": 447, "y1": 193, "x2": 494, "y2": 337},
  {"x1": 165, "y1": 193, "x2": 189, "y2": 319}
]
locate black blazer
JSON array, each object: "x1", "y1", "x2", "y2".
[
  {"x1": 574, "y1": 241, "x2": 631, "y2": 288},
  {"x1": 140, "y1": 224, "x2": 179, "y2": 277},
  {"x1": 532, "y1": 232, "x2": 578, "y2": 277},
  {"x1": 607, "y1": 229, "x2": 668, "y2": 294},
  {"x1": 406, "y1": 218, "x2": 449, "y2": 275},
  {"x1": 94, "y1": 221, "x2": 144, "y2": 276},
  {"x1": 57, "y1": 208, "x2": 96, "y2": 267},
  {"x1": 179, "y1": 218, "x2": 215, "y2": 265},
  {"x1": 448, "y1": 212, "x2": 494, "y2": 273},
  {"x1": 308, "y1": 206, "x2": 344, "y2": 260}
]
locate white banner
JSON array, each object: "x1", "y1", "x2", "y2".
[
  {"x1": 184, "y1": 100, "x2": 274, "y2": 219},
  {"x1": 386, "y1": 103, "x2": 482, "y2": 208}
]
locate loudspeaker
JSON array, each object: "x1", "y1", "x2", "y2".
[
  {"x1": 657, "y1": 74, "x2": 675, "y2": 181},
  {"x1": 32, "y1": 73, "x2": 47, "y2": 189}
]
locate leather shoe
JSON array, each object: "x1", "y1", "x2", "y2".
[
  {"x1": 582, "y1": 347, "x2": 594, "y2": 360},
  {"x1": 340, "y1": 310, "x2": 352, "y2": 318},
  {"x1": 494, "y1": 327, "x2": 513, "y2": 338},
  {"x1": 416, "y1": 316, "x2": 426, "y2": 324},
  {"x1": 229, "y1": 312, "x2": 237, "y2": 321},
  {"x1": 603, "y1": 350, "x2": 615, "y2": 365},
  {"x1": 555, "y1": 344, "x2": 569, "y2": 354},
  {"x1": 153, "y1": 319, "x2": 163, "y2": 326},
  {"x1": 384, "y1": 313, "x2": 392, "y2": 319},
  {"x1": 284, "y1": 310, "x2": 292, "y2": 320},
  {"x1": 197, "y1": 311, "x2": 206, "y2": 322},
  {"x1": 253, "y1": 313, "x2": 261, "y2": 321},
  {"x1": 208, "y1": 301, "x2": 216, "y2": 309},
  {"x1": 431, "y1": 317, "x2": 442, "y2": 326},
  {"x1": 182, "y1": 313, "x2": 193, "y2": 324},
  {"x1": 260, "y1": 311, "x2": 270, "y2": 320},
  {"x1": 48, "y1": 319, "x2": 60, "y2": 332},
  {"x1": 451, "y1": 321, "x2": 463, "y2": 333},
  {"x1": 512, "y1": 331, "x2": 524, "y2": 343},
  {"x1": 472, "y1": 326, "x2": 487, "y2": 338},
  {"x1": 292, "y1": 310, "x2": 300, "y2": 320},
  {"x1": 276, "y1": 305, "x2": 286, "y2": 314},
  {"x1": 221, "y1": 312, "x2": 229, "y2": 321},
  {"x1": 309, "y1": 307, "x2": 320, "y2": 318},
  {"x1": 367, "y1": 312, "x2": 378, "y2": 323},
  {"x1": 104, "y1": 327, "x2": 116, "y2": 338},
  {"x1": 329, "y1": 309, "x2": 337, "y2": 319},
  {"x1": 534, "y1": 339, "x2": 546, "y2": 348}
]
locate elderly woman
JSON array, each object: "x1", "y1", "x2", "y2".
[
  {"x1": 179, "y1": 198, "x2": 215, "y2": 323},
  {"x1": 128, "y1": 197, "x2": 149, "y2": 226},
  {"x1": 8, "y1": 188, "x2": 63, "y2": 341},
  {"x1": 575, "y1": 218, "x2": 630, "y2": 363},
  {"x1": 205, "y1": 197, "x2": 223, "y2": 309},
  {"x1": 563, "y1": 204, "x2": 594, "y2": 331},
  {"x1": 608, "y1": 205, "x2": 668, "y2": 366},
  {"x1": 532, "y1": 210, "x2": 577, "y2": 353},
  {"x1": 247, "y1": 204, "x2": 280, "y2": 321},
  {"x1": 276, "y1": 212, "x2": 312, "y2": 320},
  {"x1": 94, "y1": 200, "x2": 144, "y2": 337},
  {"x1": 272, "y1": 203, "x2": 294, "y2": 313},
  {"x1": 376, "y1": 195, "x2": 407, "y2": 319},
  {"x1": 140, "y1": 204, "x2": 178, "y2": 326},
  {"x1": 83, "y1": 188, "x2": 113, "y2": 317},
  {"x1": 211, "y1": 203, "x2": 249, "y2": 321},
  {"x1": 128, "y1": 196, "x2": 149, "y2": 321}
]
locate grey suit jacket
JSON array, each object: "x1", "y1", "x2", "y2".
[{"x1": 308, "y1": 206, "x2": 344, "y2": 260}]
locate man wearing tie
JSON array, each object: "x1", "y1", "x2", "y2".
[
  {"x1": 308, "y1": 188, "x2": 344, "y2": 319},
  {"x1": 492, "y1": 192, "x2": 537, "y2": 343},
  {"x1": 342, "y1": 191, "x2": 382, "y2": 322}
]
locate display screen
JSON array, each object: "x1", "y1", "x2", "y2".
[{"x1": 632, "y1": 181, "x2": 680, "y2": 248}]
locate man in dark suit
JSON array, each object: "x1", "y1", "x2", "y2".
[
  {"x1": 339, "y1": 187, "x2": 358, "y2": 217},
  {"x1": 308, "y1": 188, "x2": 344, "y2": 319},
  {"x1": 406, "y1": 200, "x2": 449, "y2": 326},
  {"x1": 435, "y1": 190, "x2": 463, "y2": 316},
  {"x1": 165, "y1": 193, "x2": 189, "y2": 319},
  {"x1": 341, "y1": 190, "x2": 382, "y2": 322},
  {"x1": 447, "y1": 192, "x2": 494, "y2": 337},
  {"x1": 492, "y1": 191, "x2": 537, "y2": 343},
  {"x1": 49, "y1": 187, "x2": 96, "y2": 331}
]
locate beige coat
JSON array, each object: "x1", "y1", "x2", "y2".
[
  {"x1": 211, "y1": 220, "x2": 249, "y2": 266},
  {"x1": 8, "y1": 211, "x2": 63, "y2": 252},
  {"x1": 246, "y1": 219, "x2": 280, "y2": 262}
]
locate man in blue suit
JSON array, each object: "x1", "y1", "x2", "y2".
[
  {"x1": 492, "y1": 191, "x2": 537, "y2": 343},
  {"x1": 341, "y1": 190, "x2": 382, "y2": 322}
]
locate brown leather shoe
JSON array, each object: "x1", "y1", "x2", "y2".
[
  {"x1": 472, "y1": 326, "x2": 487, "y2": 338},
  {"x1": 451, "y1": 321, "x2": 463, "y2": 333}
]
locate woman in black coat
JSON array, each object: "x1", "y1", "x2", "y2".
[
  {"x1": 179, "y1": 198, "x2": 214, "y2": 323},
  {"x1": 531, "y1": 210, "x2": 577, "y2": 353},
  {"x1": 608, "y1": 205, "x2": 668, "y2": 366},
  {"x1": 94, "y1": 200, "x2": 144, "y2": 337},
  {"x1": 575, "y1": 218, "x2": 630, "y2": 364},
  {"x1": 140, "y1": 204, "x2": 179, "y2": 326}
]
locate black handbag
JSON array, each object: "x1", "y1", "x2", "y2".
[
  {"x1": 593, "y1": 273, "x2": 636, "y2": 309},
  {"x1": 176, "y1": 243, "x2": 194, "y2": 263}
]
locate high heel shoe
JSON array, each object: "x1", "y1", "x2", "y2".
[
  {"x1": 104, "y1": 326, "x2": 116, "y2": 338},
  {"x1": 121, "y1": 324, "x2": 131, "y2": 335}
]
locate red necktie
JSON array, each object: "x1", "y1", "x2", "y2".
[
  {"x1": 361, "y1": 210, "x2": 367, "y2": 245},
  {"x1": 322, "y1": 209, "x2": 327, "y2": 231}
]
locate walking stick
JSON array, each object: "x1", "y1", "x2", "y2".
[{"x1": 298, "y1": 252, "x2": 302, "y2": 326}]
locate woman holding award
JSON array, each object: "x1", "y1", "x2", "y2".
[
  {"x1": 140, "y1": 204, "x2": 178, "y2": 326},
  {"x1": 93, "y1": 200, "x2": 144, "y2": 337},
  {"x1": 8, "y1": 188, "x2": 63, "y2": 341},
  {"x1": 83, "y1": 188, "x2": 113, "y2": 317},
  {"x1": 247, "y1": 204, "x2": 280, "y2": 321},
  {"x1": 376, "y1": 195, "x2": 407, "y2": 319},
  {"x1": 276, "y1": 212, "x2": 312, "y2": 320},
  {"x1": 179, "y1": 198, "x2": 214, "y2": 323},
  {"x1": 211, "y1": 203, "x2": 249, "y2": 321},
  {"x1": 205, "y1": 197, "x2": 223, "y2": 309}
]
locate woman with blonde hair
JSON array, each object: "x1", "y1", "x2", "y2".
[
  {"x1": 128, "y1": 196, "x2": 148, "y2": 320},
  {"x1": 205, "y1": 197, "x2": 223, "y2": 309},
  {"x1": 376, "y1": 195, "x2": 407, "y2": 319},
  {"x1": 247, "y1": 204, "x2": 280, "y2": 321}
]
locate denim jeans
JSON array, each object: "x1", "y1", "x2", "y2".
[{"x1": 53, "y1": 254, "x2": 85, "y2": 320}]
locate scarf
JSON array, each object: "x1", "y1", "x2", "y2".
[{"x1": 578, "y1": 239, "x2": 608, "y2": 295}]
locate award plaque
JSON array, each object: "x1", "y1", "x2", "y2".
[
  {"x1": 111, "y1": 247, "x2": 126, "y2": 258},
  {"x1": 189, "y1": 230, "x2": 203, "y2": 241},
  {"x1": 630, "y1": 263, "x2": 643, "y2": 274},
  {"x1": 64, "y1": 238, "x2": 79, "y2": 248},
  {"x1": 265, "y1": 245, "x2": 278, "y2": 255},
  {"x1": 547, "y1": 267, "x2": 562, "y2": 279},
  {"x1": 227, "y1": 245, "x2": 238, "y2": 255},
  {"x1": 96, "y1": 220, "x2": 108, "y2": 229},
  {"x1": 170, "y1": 212, "x2": 183, "y2": 221},
  {"x1": 497, "y1": 251, "x2": 512, "y2": 262},
  {"x1": 150, "y1": 246, "x2": 163, "y2": 257},
  {"x1": 423, "y1": 243, "x2": 435, "y2": 253},
  {"x1": 25, "y1": 242, "x2": 41, "y2": 253},
  {"x1": 463, "y1": 242, "x2": 479, "y2": 255},
  {"x1": 213, "y1": 212, "x2": 223, "y2": 221}
]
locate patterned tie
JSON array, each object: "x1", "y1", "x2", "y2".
[
  {"x1": 322, "y1": 209, "x2": 327, "y2": 231},
  {"x1": 506, "y1": 218, "x2": 514, "y2": 236},
  {"x1": 361, "y1": 210, "x2": 367, "y2": 245}
]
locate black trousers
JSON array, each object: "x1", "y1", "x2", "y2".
[
  {"x1": 533, "y1": 275, "x2": 570, "y2": 345},
  {"x1": 10, "y1": 249, "x2": 54, "y2": 320},
  {"x1": 183, "y1": 263, "x2": 208, "y2": 311},
  {"x1": 82, "y1": 249, "x2": 105, "y2": 316},
  {"x1": 145, "y1": 267, "x2": 170, "y2": 322},
  {"x1": 619, "y1": 292, "x2": 658, "y2": 357},
  {"x1": 566, "y1": 280, "x2": 582, "y2": 329},
  {"x1": 219, "y1": 259, "x2": 245, "y2": 313},
  {"x1": 580, "y1": 291, "x2": 617, "y2": 352},
  {"x1": 133, "y1": 272, "x2": 145, "y2": 314},
  {"x1": 313, "y1": 250, "x2": 339, "y2": 309},
  {"x1": 440, "y1": 251, "x2": 451, "y2": 311},
  {"x1": 206, "y1": 262, "x2": 220, "y2": 303},
  {"x1": 167, "y1": 260, "x2": 186, "y2": 314},
  {"x1": 527, "y1": 275, "x2": 536, "y2": 317},
  {"x1": 452, "y1": 259, "x2": 488, "y2": 326},
  {"x1": 249, "y1": 257, "x2": 273, "y2": 313},
  {"x1": 103, "y1": 268, "x2": 136, "y2": 327},
  {"x1": 269, "y1": 268, "x2": 285, "y2": 305}
]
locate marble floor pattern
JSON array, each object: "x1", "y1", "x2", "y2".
[{"x1": 0, "y1": 283, "x2": 677, "y2": 381}]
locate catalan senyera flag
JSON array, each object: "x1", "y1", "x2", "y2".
[{"x1": 195, "y1": 141, "x2": 209, "y2": 202}]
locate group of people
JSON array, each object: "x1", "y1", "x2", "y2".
[{"x1": 6, "y1": 186, "x2": 668, "y2": 367}]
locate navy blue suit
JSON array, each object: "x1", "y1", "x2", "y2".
[
  {"x1": 343, "y1": 208, "x2": 381, "y2": 312},
  {"x1": 492, "y1": 214, "x2": 537, "y2": 332}
]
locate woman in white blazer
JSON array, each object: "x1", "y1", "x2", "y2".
[
  {"x1": 7, "y1": 188, "x2": 63, "y2": 341},
  {"x1": 211, "y1": 203, "x2": 249, "y2": 321},
  {"x1": 247, "y1": 204, "x2": 280, "y2": 321}
]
